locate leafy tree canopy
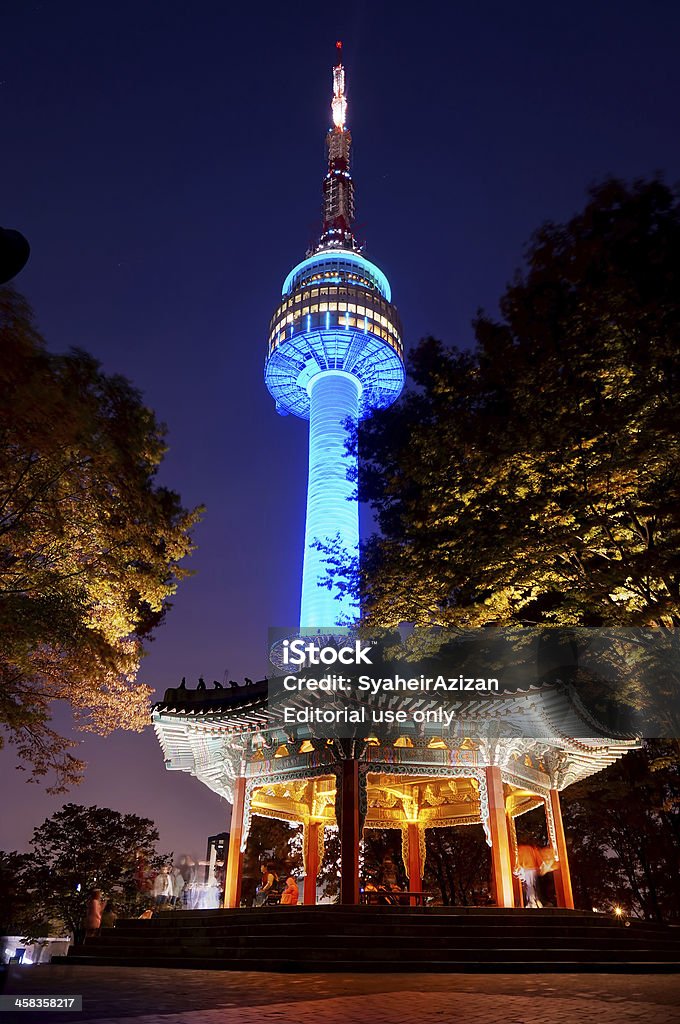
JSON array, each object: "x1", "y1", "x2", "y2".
[
  {"x1": 423, "y1": 826, "x2": 491, "y2": 907},
  {"x1": 357, "y1": 178, "x2": 680, "y2": 631},
  {"x1": 0, "y1": 287, "x2": 202, "y2": 790},
  {"x1": 563, "y1": 741, "x2": 680, "y2": 921},
  {"x1": 0, "y1": 850, "x2": 42, "y2": 934},
  {"x1": 23, "y1": 803, "x2": 164, "y2": 936}
]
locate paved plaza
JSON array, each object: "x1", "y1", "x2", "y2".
[{"x1": 3, "y1": 965, "x2": 680, "y2": 1024}]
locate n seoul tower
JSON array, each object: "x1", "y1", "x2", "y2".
[{"x1": 265, "y1": 43, "x2": 404, "y2": 629}]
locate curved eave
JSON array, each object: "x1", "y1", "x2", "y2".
[
  {"x1": 153, "y1": 694, "x2": 269, "y2": 722},
  {"x1": 153, "y1": 682, "x2": 640, "y2": 799}
]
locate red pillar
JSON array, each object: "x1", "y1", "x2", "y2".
[
  {"x1": 339, "y1": 760, "x2": 360, "y2": 905},
  {"x1": 407, "y1": 823, "x2": 423, "y2": 905},
  {"x1": 507, "y1": 813, "x2": 524, "y2": 908},
  {"x1": 549, "y1": 789, "x2": 574, "y2": 909},
  {"x1": 223, "y1": 776, "x2": 246, "y2": 909},
  {"x1": 485, "y1": 766, "x2": 514, "y2": 908},
  {"x1": 406, "y1": 823, "x2": 423, "y2": 890},
  {"x1": 303, "y1": 820, "x2": 321, "y2": 905}
]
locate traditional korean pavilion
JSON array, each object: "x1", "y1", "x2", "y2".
[{"x1": 153, "y1": 677, "x2": 637, "y2": 909}]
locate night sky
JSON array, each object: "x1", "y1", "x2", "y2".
[{"x1": 2, "y1": 0, "x2": 679, "y2": 861}]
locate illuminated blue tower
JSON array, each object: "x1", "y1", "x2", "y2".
[{"x1": 265, "y1": 43, "x2": 404, "y2": 628}]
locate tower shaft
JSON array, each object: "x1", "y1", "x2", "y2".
[{"x1": 300, "y1": 372, "x2": 359, "y2": 627}]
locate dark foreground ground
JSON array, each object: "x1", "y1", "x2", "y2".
[{"x1": 2, "y1": 965, "x2": 680, "y2": 1024}]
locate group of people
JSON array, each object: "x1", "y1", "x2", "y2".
[
  {"x1": 253, "y1": 863, "x2": 299, "y2": 906},
  {"x1": 86, "y1": 844, "x2": 555, "y2": 931},
  {"x1": 138, "y1": 854, "x2": 222, "y2": 912},
  {"x1": 145, "y1": 858, "x2": 301, "y2": 910},
  {"x1": 151, "y1": 863, "x2": 195, "y2": 908},
  {"x1": 365, "y1": 846, "x2": 558, "y2": 909},
  {"x1": 84, "y1": 852, "x2": 218, "y2": 937}
]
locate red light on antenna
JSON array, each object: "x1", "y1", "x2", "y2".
[{"x1": 336, "y1": 40, "x2": 342, "y2": 50}]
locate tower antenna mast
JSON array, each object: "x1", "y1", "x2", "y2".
[{"x1": 331, "y1": 40, "x2": 347, "y2": 130}]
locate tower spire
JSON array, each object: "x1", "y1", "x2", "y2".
[
  {"x1": 331, "y1": 40, "x2": 347, "y2": 128},
  {"x1": 317, "y1": 41, "x2": 357, "y2": 252}
]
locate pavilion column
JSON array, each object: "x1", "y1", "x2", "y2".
[
  {"x1": 303, "y1": 820, "x2": 321, "y2": 905},
  {"x1": 549, "y1": 788, "x2": 574, "y2": 909},
  {"x1": 339, "y1": 759, "x2": 361, "y2": 905},
  {"x1": 223, "y1": 776, "x2": 246, "y2": 909},
  {"x1": 506, "y1": 811, "x2": 523, "y2": 908},
  {"x1": 406, "y1": 823, "x2": 424, "y2": 906},
  {"x1": 485, "y1": 766, "x2": 514, "y2": 908},
  {"x1": 406, "y1": 823, "x2": 423, "y2": 890}
]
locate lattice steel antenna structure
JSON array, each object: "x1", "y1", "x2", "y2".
[{"x1": 265, "y1": 43, "x2": 405, "y2": 629}]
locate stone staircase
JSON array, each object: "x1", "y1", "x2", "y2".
[{"x1": 55, "y1": 905, "x2": 680, "y2": 972}]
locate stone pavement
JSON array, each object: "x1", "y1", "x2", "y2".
[{"x1": 3, "y1": 966, "x2": 680, "y2": 1023}]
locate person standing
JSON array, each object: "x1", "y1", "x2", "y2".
[
  {"x1": 152, "y1": 865, "x2": 174, "y2": 908},
  {"x1": 134, "y1": 850, "x2": 152, "y2": 896},
  {"x1": 84, "y1": 889, "x2": 104, "y2": 938},
  {"x1": 179, "y1": 855, "x2": 199, "y2": 909},
  {"x1": 517, "y1": 844, "x2": 557, "y2": 908},
  {"x1": 171, "y1": 866, "x2": 185, "y2": 908}
]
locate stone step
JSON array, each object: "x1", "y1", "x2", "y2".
[
  {"x1": 116, "y1": 915, "x2": 673, "y2": 934},
  {"x1": 61, "y1": 906, "x2": 680, "y2": 973},
  {"x1": 86, "y1": 930, "x2": 680, "y2": 951},
  {"x1": 99, "y1": 925, "x2": 678, "y2": 945},
  {"x1": 67, "y1": 942, "x2": 680, "y2": 958},
  {"x1": 133, "y1": 908, "x2": 605, "y2": 926},
  {"x1": 68, "y1": 936, "x2": 680, "y2": 957},
  {"x1": 55, "y1": 953, "x2": 680, "y2": 973},
  {"x1": 107, "y1": 914, "x2": 675, "y2": 929}
]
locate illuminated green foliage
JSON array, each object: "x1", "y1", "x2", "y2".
[
  {"x1": 359, "y1": 179, "x2": 680, "y2": 631},
  {"x1": 0, "y1": 287, "x2": 202, "y2": 790}
]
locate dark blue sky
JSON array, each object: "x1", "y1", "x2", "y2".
[{"x1": 2, "y1": 0, "x2": 679, "y2": 859}]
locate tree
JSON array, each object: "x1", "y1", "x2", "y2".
[
  {"x1": 25, "y1": 803, "x2": 165, "y2": 937},
  {"x1": 562, "y1": 742, "x2": 680, "y2": 921},
  {"x1": 356, "y1": 179, "x2": 680, "y2": 632},
  {"x1": 242, "y1": 816, "x2": 302, "y2": 906},
  {"x1": 347, "y1": 178, "x2": 680, "y2": 908},
  {"x1": 0, "y1": 287, "x2": 202, "y2": 790},
  {"x1": 317, "y1": 826, "x2": 341, "y2": 902},
  {"x1": 0, "y1": 851, "x2": 47, "y2": 934},
  {"x1": 424, "y1": 826, "x2": 491, "y2": 906}
]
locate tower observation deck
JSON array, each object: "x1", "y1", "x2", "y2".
[{"x1": 265, "y1": 43, "x2": 405, "y2": 628}]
